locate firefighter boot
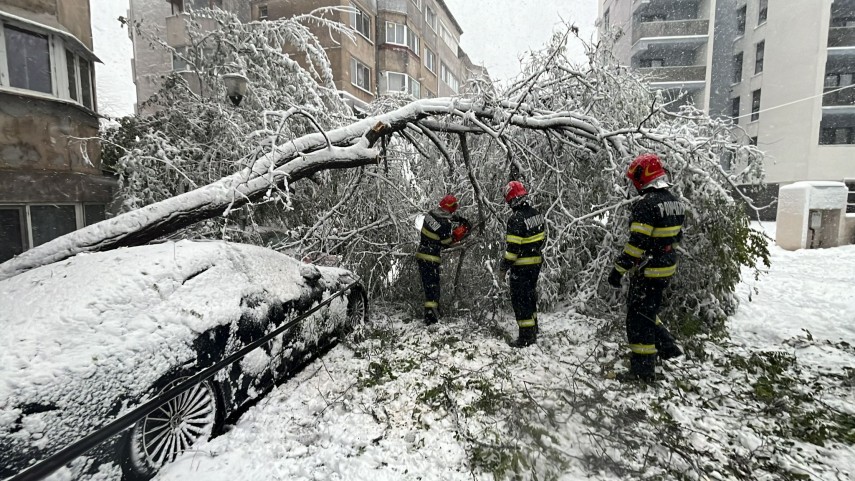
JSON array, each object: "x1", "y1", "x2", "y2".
[
  {"x1": 617, "y1": 354, "x2": 656, "y2": 383},
  {"x1": 508, "y1": 326, "x2": 537, "y2": 348},
  {"x1": 424, "y1": 306, "x2": 439, "y2": 326}
]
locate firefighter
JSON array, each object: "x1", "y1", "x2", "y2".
[
  {"x1": 608, "y1": 153, "x2": 685, "y2": 382},
  {"x1": 416, "y1": 195, "x2": 471, "y2": 325},
  {"x1": 498, "y1": 181, "x2": 546, "y2": 348}
]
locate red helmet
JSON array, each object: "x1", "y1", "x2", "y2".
[
  {"x1": 439, "y1": 194, "x2": 458, "y2": 213},
  {"x1": 503, "y1": 181, "x2": 527, "y2": 203},
  {"x1": 626, "y1": 153, "x2": 667, "y2": 191}
]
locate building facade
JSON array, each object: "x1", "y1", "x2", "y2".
[
  {"x1": 0, "y1": 0, "x2": 114, "y2": 263},
  {"x1": 128, "y1": 0, "x2": 481, "y2": 113},
  {"x1": 599, "y1": 0, "x2": 855, "y2": 212}
]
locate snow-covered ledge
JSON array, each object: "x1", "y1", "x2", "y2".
[{"x1": 776, "y1": 181, "x2": 850, "y2": 250}]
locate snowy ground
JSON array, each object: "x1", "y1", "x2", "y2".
[{"x1": 155, "y1": 224, "x2": 854, "y2": 481}]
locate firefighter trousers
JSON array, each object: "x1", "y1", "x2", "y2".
[
  {"x1": 509, "y1": 265, "x2": 541, "y2": 338},
  {"x1": 626, "y1": 277, "x2": 678, "y2": 378},
  {"x1": 417, "y1": 258, "x2": 441, "y2": 322}
]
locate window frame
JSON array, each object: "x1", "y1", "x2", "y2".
[
  {"x1": 440, "y1": 61, "x2": 459, "y2": 93},
  {"x1": 733, "y1": 52, "x2": 743, "y2": 83},
  {"x1": 736, "y1": 5, "x2": 746, "y2": 35},
  {"x1": 0, "y1": 20, "x2": 96, "y2": 112},
  {"x1": 754, "y1": 41, "x2": 764, "y2": 74},
  {"x1": 424, "y1": 46, "x2": 436, "y2": 73},
  {"x1": 425, "y1": 5, "x2": 437, "y2": 32},
  {"x1": 758, "y1": 0, "x2": 768, "y2": 25},
  {"x1": 258, "y1": 4, "x2": 268, "y2": 20},
  {"x1": 751, "y1": 89, "x2": 761, "y2": 122},
  {"x1": 731, "y1": 96, "x2": 740, "y2": 122},
  {"x1": 350, "y1": 3, "x2": 371, "y2": 41},
  {"x1": 438, "y1": 20, "x2": 456, "y2": 51},
  {"x1": 0, "y1": 203, "x2": 102, "y2": 255},
  {"x1": 385, "y1": 71, "x2": 420, "y2": 98},
  {"x1": 350, "y1": 56, "x2": 371, "y2": 93}
]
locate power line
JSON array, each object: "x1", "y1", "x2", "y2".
[{"x1": 732, "y1": 82, "x2": 855, "y2": 121}]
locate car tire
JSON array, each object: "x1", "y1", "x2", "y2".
[
  {"x1": 344, "y1": 286, "x2": 369, "y2": 338},
  {"x1": 119, "y1": 373, "x2": 224, "y2": 480}
]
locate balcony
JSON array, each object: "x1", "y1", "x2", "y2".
[
  {"x1": 633, "y1": 19, "x2": 709, "y2": 45},
  {"x1": 638, "y1": 65, "x2": 706, "y2": 85},
  {"x1": 823, "y1": 87, "x2": 855, "y2": 107},
  {"x1": 828, "y1": 26, "x2": 855, "y2": 48}
]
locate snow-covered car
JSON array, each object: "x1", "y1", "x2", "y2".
[{"x1": 0, "y1": 240, "x2": 368, "y2": 480}]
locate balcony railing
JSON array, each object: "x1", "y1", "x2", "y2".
[
  {"x1": 633, "y1": 19, "x2": 709, "y2": 44},
  {"x1": 828, "y1": 26, "x2": 855, "y2": 48},
  {"x1": 637, "y1": 65, "x2": 707, "y2": 83},
  {"x1": 823, "y1": 87, "x2": 855, "y2": 106}
]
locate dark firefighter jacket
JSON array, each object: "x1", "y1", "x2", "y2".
[
  {"x1": 417, "y1": 209, "x2": 453, "y2": 263},
  {"x1": 614, "y1": 188, "x2": 685, "y2": 279},
  {"x1": 500, "y1": 202, "x2": 546, "y2": 271}
]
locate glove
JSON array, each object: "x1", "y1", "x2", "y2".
[
  {"x1": 607, "y1": 267, "x2": 623, "y2": 288},
  {"x1": 451, "y1": 224, "x2": 470, "y2": 243}
]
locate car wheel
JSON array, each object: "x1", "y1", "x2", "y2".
[
  {"x1": 120, "y1": 375, "x2": 223, "y2": 480},
  {"x1": 344, "y1": 286, "x2": 369, "y2": 339}
]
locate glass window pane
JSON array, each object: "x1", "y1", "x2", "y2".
[
  {"x1": 65, "y1": 49, "x2": 78, "y2": 101},
  {"x1": 31, "y1": 205, "x2": 77, "y2": 247},
  {"x1": 5, "y1": 25, "x2": 52, "y2": 93},
  {"x1": 0, "y1": 208, "x2": 26, "y2": 262},
  {"x1": 84, "y1": 204, "x2": 106, "y2": 226},
  {"x1": 388, "y1": 73, "x2": 405, "y2": 92},
  {"x1": 79, "y1": 58, "x2": 93, "y2": 109}
]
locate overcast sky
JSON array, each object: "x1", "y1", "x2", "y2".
[
  {"x1": 91, "y1": 0, "x2": 600, "y2": 116},
  {"x1": 444, "y1": 0, "x2": 600, "y2": 81}
]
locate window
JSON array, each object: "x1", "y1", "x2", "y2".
[
  {"x1": 603, "y1": 8, "x2": 610, "y2": 29},
  {"x1": 425, "y1": 6, "x2": 437, "y2": 31},
  {"x1": 79, "y1": 58, "x2": 93, "y2": 110},
  {"x1": 411, "y1": 0, "x2": 421, "y2": 10},
  {"x1": 424, "y1": 47, "x2": 436, "y2": 73},
  {"x1": 1, "y1": 22, "x2": 97, "y2": 110},
  {"x1": 385, "y1": 72, "x2": 420, "y2": 97},
  {"x1": 440, "y1": 62, "x2": 459, "y2": 92},
  {"x1": 736, "y1": 6, "x2": 746, "y2": 35},
  {"x1": 731, "y1": 97, "x2": 740, "y2": 122},
  {"x1": 640, "y1": 14, "x2": 667, "y2": 22},
  {"x1": 350, "y1": 4, "x2": 371, "y2": 40},
  {"x1": 350, "y1": 57, "x2": 371, "y2": 92},
  {"x1": 733, "y1": 52, "x2": 743, "y2": 83},
  {"x1": 758, "y1": 0, "x2": 768, "y2": 25},
  {"x1": 755, "y1": 41, "x2": 764, "y2": 74},
  {"x1": 65, "y1": 49, "x2": 77, "y2": 101},
  {"x1": 4, "y1": 25, "x2": 52, "y2": 93},
  {"x1": 386, "y1": 22, "x2": 418, "y2": 53},
  {"x1": 751, "y1": 89, "x2": 761, "y2": 121},
  {"x1": 0, "y1": 207, "x2": 26, "y2": 263},
  {"x1": 439, "y1": 21, "x2": 457, "y2": 51},
  {"x1": 30, "y1": 205, "x2": 77, "y2": 247},
  {"x1": 258, "y1": 5, "x2": 268, "y2": 20},
  {"x1": 84, "y1": 205, "x2": 106, "y2": 226},
  {"x1": 750, "y1": 136, "x2": 758, "y2": 146}
]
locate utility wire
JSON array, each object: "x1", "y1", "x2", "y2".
[{"x1": 731, "y1": 82, "x2": 855, "y2": 121}]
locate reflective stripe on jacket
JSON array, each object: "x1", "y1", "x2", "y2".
[
  {"x1": 501, "y1": 202, "x2": 546, "y2": 270},
  {"x1": 614, "y1": 188, "x2": 685, "y2": 278},
  {"x1": 417, "y1": 209, "x2": 453, "y2": 262}
]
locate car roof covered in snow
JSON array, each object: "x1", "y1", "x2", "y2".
[{"x1": 0, "y1": 240, "x2": 350, "y2": 409}]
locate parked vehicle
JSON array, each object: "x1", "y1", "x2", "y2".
[{"x1": 0, "y1": 240, "x2": 368, "y2": 480}]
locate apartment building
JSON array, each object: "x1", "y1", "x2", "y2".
[
  {"x1": 250, "y1": 0, "x2": 479, "y2": 112},
  {"x1": 128, "y1": 0, "x2": 480, "y2": 113},
  {"x1": 0, "y1": 0, "x2": 114, "y2": 263},
  {"x1": 599, "y1": 0, "x2": 855, "y2": 213},
  {"x1": 128, "y1": 0, "x2": 250, "y2": 112}
]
